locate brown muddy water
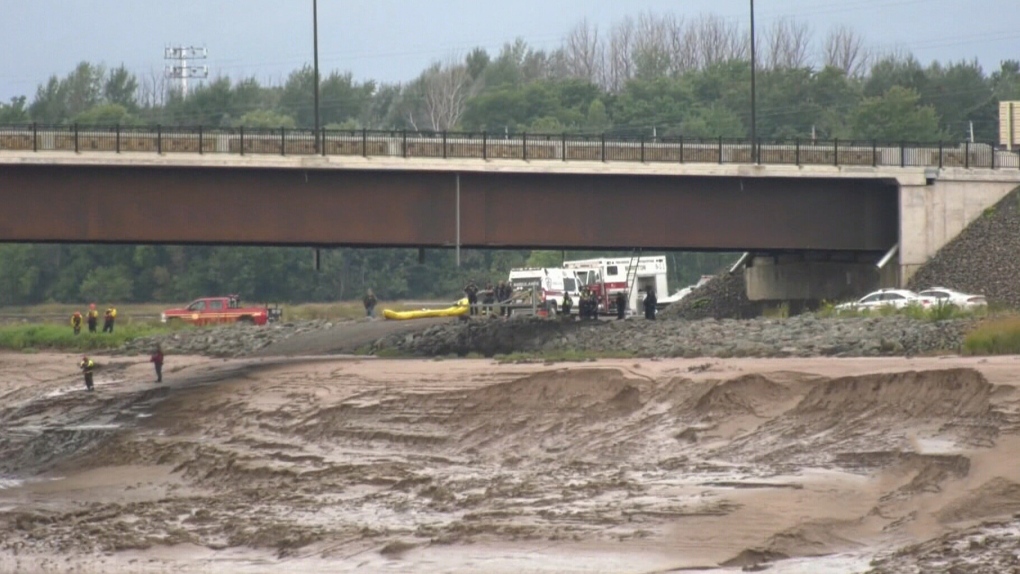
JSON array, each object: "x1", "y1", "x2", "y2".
[{"x1": 1, "y1": 353, "x2": 1019, "y2": 573}]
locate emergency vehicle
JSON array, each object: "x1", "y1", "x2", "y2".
[
  {"x1": 161, "y1": 295, "x2": 283, "y2": 326},
  {"x1": 564, "y1": 255, "x2": 669, "y2": 314},
  {"x1": 507, "y1": 267, "x2": 582, "y2": 315}
]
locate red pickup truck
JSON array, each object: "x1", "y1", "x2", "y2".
[{"x1": 161, "y1": 295, "x2": 282, "y2": 326}]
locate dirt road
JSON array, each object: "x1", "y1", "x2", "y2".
[
  {"x1": 251, "y1": 316, "x2": 454, "y2": 356},
  {"x1": 1, "y1": 353, "x2": 1019, "y2": 573}
]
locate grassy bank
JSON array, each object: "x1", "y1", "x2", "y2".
[
  {"x1": 0, "y1": 323, "x2": 172, "y2": 352},
  {"x1": 0, "y1": 300, "x2": 450, "y2": 325},
  {"x1": 963, "y1": 316, "x2": 1020, "y2": 355}
]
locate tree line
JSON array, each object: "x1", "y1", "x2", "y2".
[{"x1": 1, "y1": 11, "x2": 1017, "y2": 306}]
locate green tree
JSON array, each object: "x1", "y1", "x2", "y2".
[
  {"x1": 104, "y1": 65, "x2": 139, "y2": 111},
  {"x1": 79, "y1": 266, "x2": 135, "y2": 303},
  {"x1": 0, "y1": 96, "x2": 29, "y2": 123},
  {"x1": 29, "y1": 76, "x2": 68, "y2": 123},
  {"x1": 236, "y1": 109, "x2": 296, "y2": 128},
  {"x1": 584, "y1": 98, "x2": 611, "y2": 132},
  {"x1": 73, "y1": 103, "x2": 140, "y2": 126},
  {"x1": 851, "y1": 86, "x2": 945, "y2": 142}
]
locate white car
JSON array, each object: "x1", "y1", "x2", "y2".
[
  {"x1": 917, "y1": 287, "x2": 988, "y2": 310},
  {"x1": 835, "y1": 289, "x2": 933, "y2": 312}
]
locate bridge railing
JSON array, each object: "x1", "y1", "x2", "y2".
[{"x1": 2, "y1": 124, "x2": 1019, "y2": 170}]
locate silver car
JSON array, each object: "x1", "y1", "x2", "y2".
[
  {"x1": 835, "y1": 289, "x2": 932, "y2": 312},
  {"x1": 917, "y1": 287, "x2": 988, "y2": 310}
]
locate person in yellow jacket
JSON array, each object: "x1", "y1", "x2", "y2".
[
  {"x1": 71, "y1": 311, "x2": 83, "y2": 335},
  {"x1": 80, "y1": 355, "x2": 95, "y2": 391},
  {"x1": 87, "y1": 304, "x2": 99, "y2": 333},
  {"x1": 102, "y1": 307, "x2": 117, "y2": 333}
]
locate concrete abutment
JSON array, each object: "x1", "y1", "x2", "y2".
[{"x1": 898, "y1": 172, "x2": 1020, "y2": 285}]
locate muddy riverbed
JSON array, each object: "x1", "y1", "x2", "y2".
[{"x1": 1, "y1": 353, "x2": 1019, "y2": 573}]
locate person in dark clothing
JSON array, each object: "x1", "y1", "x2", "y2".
[
  {"x1": 561, "y1": 291, "x2": 573, "y2": 317},
  {"x1": 102, "y1": 307, "x2": 116, "y2": 333},
  {"x1": 465, "y1": 282, "x2": 479, "y2": 316},
  {"x1": 483, "y1": 283, "x2": 495, "y2": 316},
  {"x1": 616, "y1": 291, "x2": 627, "y2": 320},
  {"x1": 80, "y1": 355, "x2": 95, "y2": 391},
  {"x1": 150, "y1": 345, "x2": 164, "y2": 383},
  {"x1": 87, "y1": 304, "x2": 99, "y2": 333},
  {"x1": 644, "y1": 288, "x2": 657, "y2": 320},
  {"x1": 363, "y1": 289, "x2": 377, "y2": 318},
  {"x1": 580, "y1": 289, "x2": 596, "y2": 320},
  {"x1": 496, "y1": 281, "x2": 508, "y2": 317},
  {"x1": 71, "y1": 311, "x2": 83, "y2": 335}
]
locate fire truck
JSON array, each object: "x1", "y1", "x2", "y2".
[{"x1": 563, "y1": 255, "x2": 669, "y2": 314}]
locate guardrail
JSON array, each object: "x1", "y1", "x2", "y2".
[{"x1": 2, "y1": 124, "x2": 1018, "y2": 170}]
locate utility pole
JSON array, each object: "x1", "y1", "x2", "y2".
[
  {"x1": 164, "y1": 46, "x2": 208, "y2": 99},
  {"x1": 313, "y1": 0, "x2": 321, "y2": 152},
  {"x1": 749, "y1": 0, "x2": 757, "y2": 163}
]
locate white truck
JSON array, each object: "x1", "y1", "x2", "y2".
[
  {"x1": 507, "y1": 267, "x2": 583, "y2": 315},
  {"x1": 563, "y1": 255, "x2": 669, "y2": 314}
]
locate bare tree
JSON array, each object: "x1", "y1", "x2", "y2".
[
  {"x1": 632, "y1": 13, "x2": 672, "y2": 79},
  {"x1": 692, "y1": 14, "x2": 747, "y2": 68},
  {"x1": 605, "y1": 16, "x2": 635, "y2": 91},
  {"x1": 563, "y1": 18, "x2": 605, "y2": 84},
  {"x1": 762, "y1": 18, "x2": 813, "y2": 70},
  {"x1": 420, "y1": 60, "x2": 474, "y2": 131},
  {"x1": 663, "y1": 14, "x2": 697, "y2": 75},
  {"x1": 139, "y1": 68, "x2": 168, "y2": 109},
  {"x1": 823, "y1": 25, "x2": 869, "y2": 77}
]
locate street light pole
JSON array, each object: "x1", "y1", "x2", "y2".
[
  {"x1": 749, "y1": 0, "x2": 757, "y2": 163},
  {"x1": 313, "y1": 0, "x2": 321, "y2": 153}
]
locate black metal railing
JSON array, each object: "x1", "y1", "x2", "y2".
[{"x1": 1, "y1": 124, "x2": 1018, "y2": 170}]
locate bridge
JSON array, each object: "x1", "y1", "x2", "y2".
[{"x1": 2, "y1": 125, "x2": 1020, "y2": 301}]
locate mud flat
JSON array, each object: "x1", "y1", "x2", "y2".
[{"x1": 1, "y1": 353, "x2": 1019, "y2": 573}]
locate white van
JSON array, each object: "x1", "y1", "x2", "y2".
[{"x1": 507, "y1": 267, "x2": 582, "y2": 314}]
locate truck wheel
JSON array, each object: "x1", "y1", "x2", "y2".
[
  {"x1": 237, "y1": 316, "x2": 255, "y2": 325},
  {"x1": 547, "y1": 302, "x2": 558, "y2": 316}
]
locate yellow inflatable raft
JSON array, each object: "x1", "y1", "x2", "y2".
[{"x1": 383, "y1": 298, "x2": 470, "y2": 320}]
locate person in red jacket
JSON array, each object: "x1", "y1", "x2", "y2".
[{"x1": 150, "y1": 345, "x2": 164, "y2": 383}]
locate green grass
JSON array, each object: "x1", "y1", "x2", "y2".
[
  {"x1": 0, "y1": 322, "x2": 173, "y2": 352},
  {"x1": 817, "y1": 301, "x2": 986, "y2": 322},
  {"x1": 963, "y1": 316, "x2": 1020, "y2": 355}
]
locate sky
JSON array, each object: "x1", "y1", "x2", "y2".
[{"x1": 2, "y1": 0, "x2": 1020, "y2": 101}]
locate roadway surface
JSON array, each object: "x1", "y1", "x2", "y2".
[{"x1": 250, "y1": 316, "x2": 455, "y2": 357}]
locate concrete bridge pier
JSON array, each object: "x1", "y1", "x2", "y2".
[{"x1": 743, "y1": 251, "x2": 883, "y2": 303}]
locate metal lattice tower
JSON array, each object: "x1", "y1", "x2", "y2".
[{"x1": 164, "y1": 46, "x2": 209, "y2": 98}]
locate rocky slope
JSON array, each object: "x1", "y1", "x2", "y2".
[
  {"x1": 907, "y1": 187, "x2": 1020, "y2": 308},
  {"x1": 116, "y1": 320, "x2": 335, "y2": 357},
  {"x1": 372, "y1": 314, "x2": 972, "y2": 359},
  {"x1": 658, "y1": 271, "x2": 758, "y2": 320}
]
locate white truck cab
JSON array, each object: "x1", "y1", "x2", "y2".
[{"x1": 507, "y1": 267, "x2": 582, "y2": 314}]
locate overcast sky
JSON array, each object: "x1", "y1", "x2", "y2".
[{"x1": 3, "y1": 0, "x2": 1019, "y2": 101}]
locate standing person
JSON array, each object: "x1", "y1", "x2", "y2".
[
  {"x1": 150, "y1": 345, "x2": 164, "y2": 383},
  {"x1": 80, "y1": 355, "x2": 95, "y2": 392},
  {"x1": 497, "y1": 281, "x2": 509, "y2": 317},
  {"x1": 482, "y1": 283, "x2": 495, "y2": 316},
  {"x1": 644, "y1": 288, "x2": 657, "y2": 320},
  {"x1": 561, "y1": 291, "x2": 573, "y2": 317},
  {"x1": 71, "y1": 311, "x2": 83, "y2": 335},
  {"x1": 363, "y1": 289, "x2": 377, "y2": 319},
  {"x1": 86, "y1": 303, "x2": 99, "y2": 333},
  {"x1": 616, "y1": 291, "x2": 627, "y2": 320},
  {"x1": 102, "y1": 306, "x2": 117, "y2": 333},
  {"x1": 464, "y1": 282, "x2": 479, "y2": 316}
]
